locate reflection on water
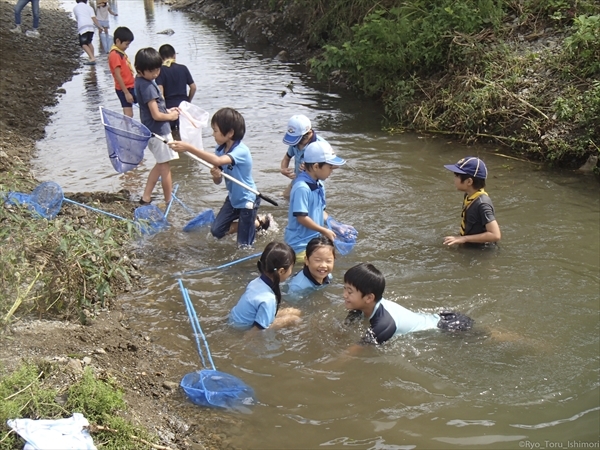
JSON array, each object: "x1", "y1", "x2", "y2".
[{"x1": 38, "y1": 2, "x2": 599, "y2": 448}]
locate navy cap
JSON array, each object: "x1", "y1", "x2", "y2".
[{"x1": 444, "y1": 156, "x2": 488, "y2": 179}]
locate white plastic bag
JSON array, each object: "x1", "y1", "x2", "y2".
[{"x1": 178, "y1": 101, "x2": 209, "y2": 150}]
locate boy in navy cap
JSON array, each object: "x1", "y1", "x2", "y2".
[
  {"x1": 284, "y1": 140, "x2": 345, "y2": 257},
  {"x1": 443, "y1": 156, "x2": 501, "y2": 247},
  {"x1": 280, "y1": 115, "x2": 325, "y2": 198}
]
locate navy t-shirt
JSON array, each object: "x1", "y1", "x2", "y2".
[{"x1": 155, "y1": 63, "x2": 194, "y2": 109}]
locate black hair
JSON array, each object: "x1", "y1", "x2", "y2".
[
  {"x1": 113, "y1": 27, "x2": 134, "y2": 44},
  {"x1": 305, "y1": 236, "x2": 335, "y2": 260},
  {"x1": 134, "y1": 48, "x2": 163, "y2": 73},
  {"x1": 458, "y1": 173, "x2": 486, "y2": 190},
  {"x1": 304, "y1": 162, "x2": 329, "y2": 171},
  {"x1": 343, "y1": 263, "x2": 385, "y2": 302},
  {"x1": 211, "y1": 108, "x2": 246, "y2": 141},
  {"x1": 76, "y1": 0, "x2": 87, "y2": 3},
  {"x1": 257, "y1": 242, "x2": 296, "y2": 309},
  {"x1": 159, "y1": 44, "x2": 176, "y2": 59}
]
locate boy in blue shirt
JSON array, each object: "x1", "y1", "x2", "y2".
[
  {"x1": 443, "y1": 156, "x2": 501, "y2": 248},
  {"x1": 169, "y1": 107, "x2": 262, "y2": 247},
  {"x1": 284, "y1": 140, "x2": 345, "y2": 255},
  {"x1": 280, "y1": 115, "x2": 324, "y2": 198},
  {"x1": 343, "y1": 263, "x2": 473, "y2": 345}
]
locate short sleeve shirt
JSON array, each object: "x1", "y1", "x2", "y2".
[
  {"x1": 155, "y1": 63, "x2": 195, "y2": 109},
  {"x1": 359, "y1": 299, "x2": 441, "y2": 344},
  {"x1": 215, "y1": 141, "x2": 257, "y2": 209},
  {"x1": 283, "y1": 265, "x2": 331, "y2": 302},
  {"x1": 229, "y1": 276, "x2": 277, "y2": 330},
  {"x1": 108, "y1": 50, "x2": 135, "y2": 90},
  {"x1": 134, "y1": 77, "x2": 170, "y2": 136},
  {"x1": 73, "y1": 3, "x2": 96, "y2": 34},
  {"x1": 285, "y1": 133, "x2": 323, "y2": 175},
  {"x1": 464, "y1": 195, "x2": 496, "y2": 236},
  {"x1": 284, "y1": 174, "x2": 326, "y2": 250}
]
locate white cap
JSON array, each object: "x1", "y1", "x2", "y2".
[
  {"x1": 303, "y1": 141, "x2": 346, "y2": 166},
  {"x1": 282, "y1": 115, "x2": 312, "y2": 146}
]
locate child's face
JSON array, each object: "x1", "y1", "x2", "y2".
[
  {"x1": 343, "y1": 283, "x2": 372, "y2": 312},
  {"x1": 115, "y1": 39, "x2": 130, "y2": 52},
  {"x1": 311, "y1": 163, "x2": 335, "y2": 181},
  {"x1": 305, "y1": 246, "x2": 334, "y2": 284},
  {"x1": 453, "y1": 172, "x2": 472, "y2": 192},
  {"x1": 212, "y1": 124, "x2": 233, "y2": 146},
  {"x1": 139, "y1": 68, "x2": 161, "y2": 81}
]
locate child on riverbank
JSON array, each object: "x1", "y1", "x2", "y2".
[
  {"x1": 134, "y1": 47, "x2": 179, "y2": 205},
  {"x1": 443, "y1": 156, "x2": 501, "y2": 248},
  {"x1": 108, "y1": 27, "x2": 135, "y2": 118},
  {"x1": 280, "y1": 115, "x2": 324, "y2": 199},
  {"x1": 73, "y1": 0, "x2": 102, "y2": 65},
  {"x1": 284, "y1": 236, "x2": 335, "y2": 302},
  {"x1": 229, "y1": 241, "x2": 301, "y2": 330},
  {"x1": 169, "y1": 107, "x2": 264, "y2": 248},
  {"x1": 284, "y1": 140, "x2": 345, "y2": 257},
  {"x1": 343, "y1": 263, "x2": 474, "y2": 345},
  {"x1": 156, "y1": 44, "x2": 196, "y2": 139}
]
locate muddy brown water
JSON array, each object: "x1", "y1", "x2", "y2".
[{"x1": 33, "y1": 1, "x2": 599, "y2": 448}]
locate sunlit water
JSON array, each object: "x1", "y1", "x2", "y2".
[{"x1": 33, "y1": 1, "x2": 599, "y2": 448}]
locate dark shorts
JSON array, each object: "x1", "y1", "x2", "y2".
[
  {"x1": 79, "y1": 31, "x2": 94, "y2": 46},
  {"x1": 211, "y1": 196, "x2": 260, "y2": 247},
  {"x1": 437, "y1": 311, "x2": 474, "y2": 332},
  {"x1": 115, "y1": 89, "x2": 137, "y2": 108}
]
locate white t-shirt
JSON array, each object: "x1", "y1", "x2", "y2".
[{"x1": 73, "y1": 3, "x2": 96, "y2": 34}]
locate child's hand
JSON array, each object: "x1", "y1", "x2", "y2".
[
  {"x1": 443, "y1": 235, "x2": 466, "y2": 246},
  {"x1": 168, "y1": 140, "x2": 190, "y2": 153},
  {"x1": 323, "y1": 228, "x2": 337, "y2": 243},
  {"x1": 167, "y1": 108, "x2": 179, "y2": 121},
  {"x1": 280, "y1": 167, "x2": 295, "y2": 179},
  {"x1": 124, "y1": 92, "x2": 134, "y2": 104},
  {"x1": 210, "y1": 166, "x2": 222, "y2": 179}
]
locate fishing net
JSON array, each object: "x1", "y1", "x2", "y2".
[
  {"x1": 183, "y1": 209, "x2": 215, "y2": 232},
  {"x1": 326, "y1": 217, "x2": 358, "y2": 255},
  {"x1": 5, "y1": 181, "x2": 64, "y2": 219},
  {"x1": 178, "y1": 279, "x2": 255, "y2": 410},
  {"x1": 100, "y1": 106, "x2": 151, "y2": 173},
  {"x1": 134, "y1": 205, "x2": 169, "y2": 234}
]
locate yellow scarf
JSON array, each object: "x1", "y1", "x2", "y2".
[
  {"x1": 460, "y1": 189, "x2": 487, "y2": 236},
  {"x1": 162, "y1": 59, "x2": 175, "y2": 67},
  {"x1": 110, "y1": 45, "x2": 135, "y2": 75}
]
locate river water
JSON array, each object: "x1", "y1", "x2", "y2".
[{"x1": 35, "y1": 1, "x2": 599, "y2": 448}]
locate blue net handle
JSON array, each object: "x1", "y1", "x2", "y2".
[{"x1": 178, "y1": 279, "x2": 216, "y2": 371}]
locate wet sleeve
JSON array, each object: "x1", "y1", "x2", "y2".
[
  {"x1": 254, "y1": 300, "x2": 276, "y2": 329},
  {"x1": 367, "y1": 306, "x2": 397, "y2": 344},
  {"x1": 479, "y1": 201, "x2": 496, "y2": 225}
]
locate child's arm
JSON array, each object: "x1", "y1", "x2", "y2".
[
  {"x1": 443, "y1": 219, "x2": 501, "y2": 246},
  {"x1": 157, "y1": 84, "x2": 165, "y2": 98},
  {"x1": 113, "y1": 67, "x2": 133, "y2": 104},
  {"x1": 280, "y1": 154, "x2": 295, "y2": 179},
  {"x1": 91, "y1": 16, "x2": 102, "y2": 30},
  {"x1": 297, "y1": 215, "x2": 336, "y2": 243},
  {"x1": 108, "y1": 6, "x2": 117, "y2": 15},
  {"x1": 168, "y1": 141, "x2": 233, "y2": 168},
  {"x1": 147, "y1": 99, "x2": 179, "y2": 122},
  {"x1": 187, "y1": 82, "x2": 196, "y2": 102}
]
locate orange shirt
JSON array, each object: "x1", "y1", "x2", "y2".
[{"x1": 108, "y1": 49, "x2": 135, "y2": 90}]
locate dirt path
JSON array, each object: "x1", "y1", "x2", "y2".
[{"x1": 0, "y1": 1, "x2": 240, "y2": 448}]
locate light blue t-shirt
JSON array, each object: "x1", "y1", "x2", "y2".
[
  {"x1": 216, "y1": 141, "x2": 257, "y2": 209},
  {"x1": 286, "y1": 133, "x2": 324, "y2": 175},
  {"x1": 284, "y1": 172, "x2": 326, "y2": 251},
  {"x1": 229, "y1": 275, "x2": 277, "y2": 330},
  {"x1": 363, "y1": 299, "x2": 441, "y2": 344},
  {"x1": 283, "y1": 265, "x2": 332, "y2": 303}
]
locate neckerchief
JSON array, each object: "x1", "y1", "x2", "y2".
[
  {"x1": 162, "y1": 58, "x2": 175, "y2": 67},
  {"x1": 295, "y1": 171, "x2": 325, "y2": 206},
  {"x1": 460, "y1": 189, "x2": 487, "y2": 236},
  {"x1": 109, "y1": 45, "x2": 135, "y2": 77}
]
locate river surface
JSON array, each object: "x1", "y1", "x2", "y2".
[{"x1": 34, "y1": 1, "x2": 599, "y2": 448}]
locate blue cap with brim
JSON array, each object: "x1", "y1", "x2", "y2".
[{"x1": 444, "y1": 156, "x2": 487, "y2": 179}]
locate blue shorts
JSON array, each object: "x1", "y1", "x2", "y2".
[
  {"x1": 211, "y1": 196, "x2": 260, "y2": 247},
  {"x1": 79, "y1": 31, "x2": 94, "y2": 47},
  {"x1": 115, "y1": 89, "x2": 137, "y2": 108}
]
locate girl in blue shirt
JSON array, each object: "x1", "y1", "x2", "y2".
[
  {"x1": 285, "y1": 236, "x2": 335, "y2": 302},
  {"x1": 229, "y1": 242, "x2": 302, "y2": 330}
]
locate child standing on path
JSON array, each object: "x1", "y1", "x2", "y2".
[
  {"x1": 284, "y1": 140, "x2": 345, "y2": 256},
  {"x1": 108, "y1": 27, "x2": 136, "y2": 118},
  {"x1": 156, "y1": 44, "x2": 196, "y2": 140},
  {"x1": 169, "y1": 108, "x2": 263, "y2": 248},
  {"x1": 73, "y1": 0, "x2": 102, "y2": 65},
  {"x1": 229, "y1": 242, "x2": 301, "y2": 330},
  {"x1": 11, "y1": 0, "x2": 40, "y2": 37},
  {"x1": 443, "y1": 156, "x2": 501, "y2": 247},
  {"x1": 343, "y1": 263, "x2": 474, "y2": 345},
  {"x1": 280, "y1": 115, "x2": 324, "y2": 199},
  {"x1": 134, "y1": 47, "x2": 179, "y2": 205}
]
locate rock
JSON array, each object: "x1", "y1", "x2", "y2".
[
  {"x1": 157, "y1": 28, "x2": 175, "y2": 35},
  {"x1": 162, "y1": 380, "x2": 179, "y2": 390},
  {"x1": 65, "y1": 358, "x2": 83, "y2": 375},
  {"x1": 274, "y1": 50, "x2": 288, "y2": 62},
  {"x1": 577, "y1": 154, "x2": 598, "y2": 172},
  {"x1": 82, "y1": 356, "x2": 92, "y2": 365}
]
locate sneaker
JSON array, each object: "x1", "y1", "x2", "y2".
[
  {"x1": 10, "y1": 25, "x2": 21, "y2": 34},
  {"x1": 25, "y1": 29, "x2": 40, "y2": 38}
]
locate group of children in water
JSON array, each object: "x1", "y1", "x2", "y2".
[{"x1": 93, "y1": 18, "x2": 502, "y2": 346}]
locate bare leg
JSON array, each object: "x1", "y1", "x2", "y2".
[
  {"x1": 141, "y1": 164, "x2": 161, "y2": 203},
  {"x1": 82, "y1": 43, "x2": 95, "y2": 62},
  {"x1": 157, "y1": 162, "x2": 173, "y2": 203},
  {"x1": 122, "y1": 107, "x2": 133, "y2": 118}
]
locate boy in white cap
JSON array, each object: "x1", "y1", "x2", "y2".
[
  {"x1": 284, "y1": 140, "x2": 346, "y2": 258},
  {"x1": 443, "y1": 156, "x2": 501, "y2": 247},
  {"x1": 280, "y1": 114, "x2": 325, "y2": 198}
]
